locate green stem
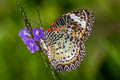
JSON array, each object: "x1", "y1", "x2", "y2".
[{"x1": 16, "y1": 0, "x2": 61, "y2": 80}]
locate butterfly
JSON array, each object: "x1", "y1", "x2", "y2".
[{"x1": 39, "y1": 9, "x2": 94, "y2": 73}]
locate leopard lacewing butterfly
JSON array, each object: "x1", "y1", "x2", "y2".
[{"x1": 40, "y1": 9, "x2": 94, "y2": 73}]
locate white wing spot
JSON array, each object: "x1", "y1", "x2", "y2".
[{"x1": 69, "y1": 14, "x2": 86, "y2": 28}]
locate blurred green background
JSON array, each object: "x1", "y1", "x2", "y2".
[{"x1": 0, "y1": 0, "x2": 120, "y2": 80}]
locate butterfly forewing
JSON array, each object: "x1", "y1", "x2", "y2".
[{"x1": 48, "y1": 9, "x2": 94, "y2": 41}]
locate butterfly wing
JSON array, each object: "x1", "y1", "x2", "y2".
[
  {"x1": 40, "y1": 9, "x2": 94, "y2": 73},
  {"x1": 43, "y1": 31, "x2": 85, "y2": 73},
  {"x1": 48, "y1": 9, "x2": 94, "y2": 41}
]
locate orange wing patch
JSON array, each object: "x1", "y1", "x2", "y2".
[{"x1": 48, "y1": 26, "x2": 61, "y2": 32}]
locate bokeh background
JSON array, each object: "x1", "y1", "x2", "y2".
[{"x1": 0, "y1": 0, "x2": 120, "y2": 80}]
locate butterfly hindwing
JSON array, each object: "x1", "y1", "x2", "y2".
[{"x1": 43, "y1": 31, "x2": 85, "y2": 73}]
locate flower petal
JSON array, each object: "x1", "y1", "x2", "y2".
[
  {"x1": 32, "y1": 28, "x2": 44, "y2": 41},
  {"x1": 18, "y1": 27, "x2": 31, "y2": 40},
  {"x1": 24, "y1": 39, "x2": 39, "y2": 53}
]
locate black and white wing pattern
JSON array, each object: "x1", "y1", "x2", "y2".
[
  {"x1": 48, "y1": 9, "x2": 94, "y2": 41},
  {"x1": 40, "y1": 9, "x2": 94, "y2": 73}
]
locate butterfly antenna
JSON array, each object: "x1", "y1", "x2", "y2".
[
  {"x1": 37, "y1": 9, "x2": 47, "y2": 30},
  {"x1": 37, "y1": 9, "x2": 43, "y2": 26},
  {"x1": 16, "y1": 0, "x2": 32, "y2": 32}
]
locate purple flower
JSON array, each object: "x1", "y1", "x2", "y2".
[
  {"x1": 24, "y1": 39, "x2": 39, "y2": 53},
  {"x1": 18, "y1": 27, "x2": 31, "y2": 40},
  {"x1": 18, "y1": 27, "x2": 44, "y2": 53},
  {"x1": 33, "y1": 28, "x2": 44, "y2": 42}
]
